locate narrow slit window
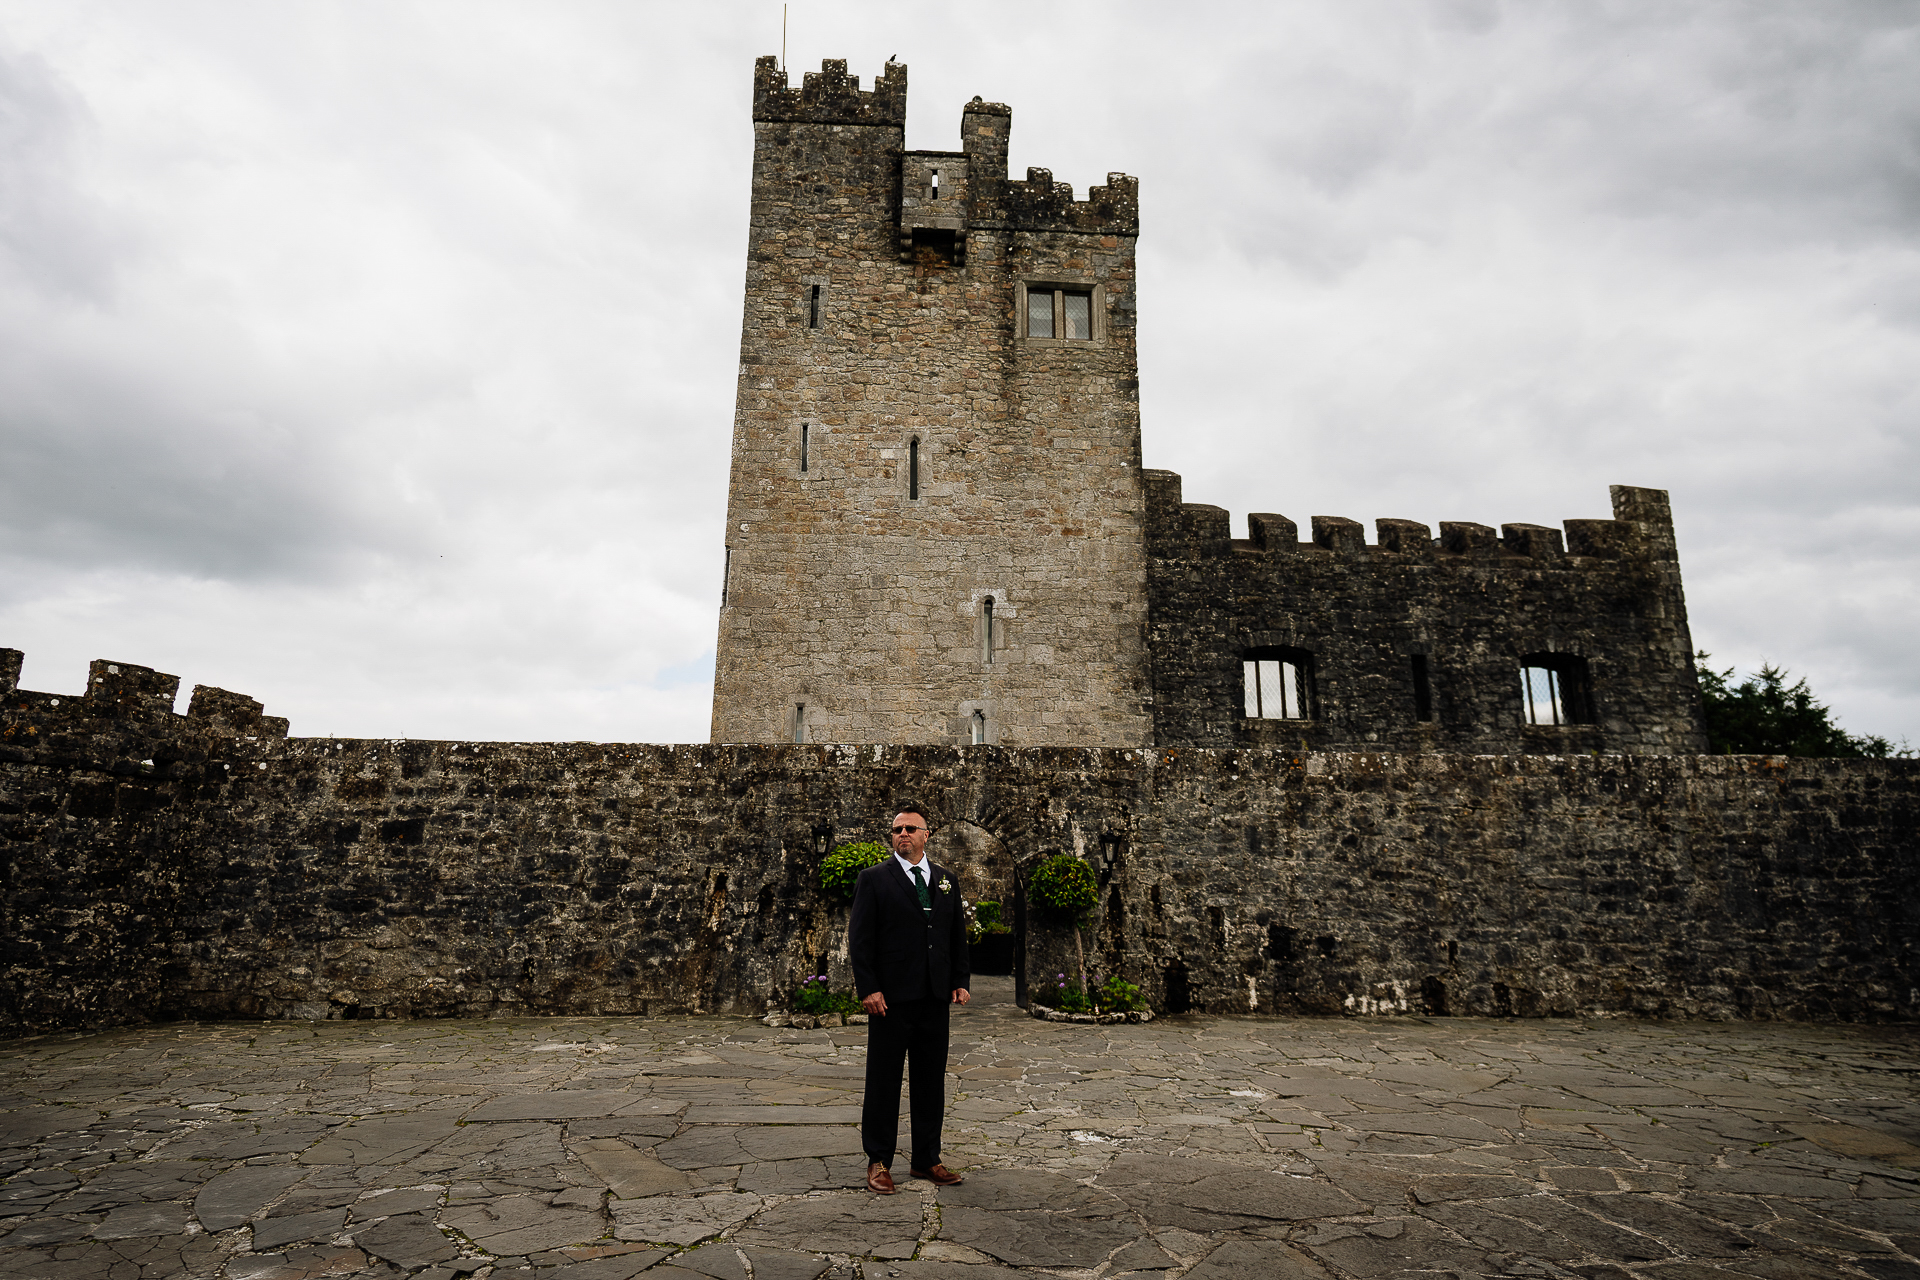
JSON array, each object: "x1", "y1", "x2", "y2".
[
  {"x1": 908, "y1": 437, "x2": 920, "y2": 500},
  {"x1": 808, "y1": 284, "x2": 820, "y2": 329},
  {"x1": 799, "y1": 422, "x2": 809, "y2": 472},
  {"x1": 1519, "y1": 653, "x2": 1594, "y2": 726},
  {"x1": 1242, "y1": 647, "x2": 1315, "y2": 720},
  {"x1": 721, "y1": 546, "x2": 731, "y2": 607},
  {"x1": 970, "y1": 709, "x2": 986, "y2": 744},
  {"x1": 982, "y1": 597, "x2": 995, "y2": 665},
  {"x1": 930, "y1": 168, "x2": 939, "y2": 196},
  {"x1": 792, "y1": 703, "x2": 807, "y2": 744},
  {"x1": 1411, "y1": 655, "x2": 1433, "y2": 723},
  {"x1": 1027, "y1": 289, "x2": 1055, "y2": 339}
]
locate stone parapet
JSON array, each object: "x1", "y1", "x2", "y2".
[{"x1": 3, "y1": 671, "x2": 1913, "y2": 1034}]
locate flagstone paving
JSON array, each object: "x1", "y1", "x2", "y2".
[{"x1": 3, "y1": 976, "x2": 1920, "y2": 1278}]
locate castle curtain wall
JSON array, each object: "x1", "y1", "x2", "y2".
[{"x1": 4, "y1": 661, "x2": 1910, "y2": 1034}]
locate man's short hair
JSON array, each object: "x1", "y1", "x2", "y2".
[{"x1": 892, "y1": 801, "x2": 930, "y2": 827}]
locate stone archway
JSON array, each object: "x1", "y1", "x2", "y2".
[{"x1": 924, "y1": 819, "x2": 1019, "y2": 989}]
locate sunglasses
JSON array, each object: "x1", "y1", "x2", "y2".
[{"x1": 892, "y1": 825, "x2": 925, "y2": 834}]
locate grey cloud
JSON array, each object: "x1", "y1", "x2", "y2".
[
  {"x1": 0, "y1": 42, "x2": 125, "y2": 301},
  {"x1": 0, "y1": 2, "x2": 1914, "y2": 744}
]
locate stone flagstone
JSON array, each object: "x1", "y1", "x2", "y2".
[{"x1": 0, "y1": 975, "x2": 1917, "y2": 1278}]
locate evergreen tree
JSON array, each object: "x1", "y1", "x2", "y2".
[{"x1": 1695, "y1": 653, "x2": 1908, "y2": 757}]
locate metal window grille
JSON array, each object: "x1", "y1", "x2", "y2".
[
  {"x1": 1063, "y1": 291, "x2": 1091, "y2": 340},
  {"x1": 1521, "y1": 666, "x2": 1565, "y2": 725},
  {"x1": 1027, "y1": 289, "x2": 1054, "y2": 338},
  {"x1": 1243, "y1": 657, "x2": 1308, "y2": 719}
]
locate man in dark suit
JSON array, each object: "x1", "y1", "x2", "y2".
[{"x1": 848, "y1": 802, "x2": 970, "y2": 1194}]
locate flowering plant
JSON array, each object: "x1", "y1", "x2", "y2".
[
  {"x1": 1051, "y1": 973, "x2": 1092, "y2": 1014},
  {"x1": 1041, "y1": 971, "x2": 1148, "y2": 1016},
  {"x1": 964, "y1": 899, "x2": 1012, "y2": 945},
  {"x1": 793, "y1": 974, "x2": 861, "y2": 1016}
]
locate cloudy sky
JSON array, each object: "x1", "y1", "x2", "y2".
[{"x1": 2, "y1": 1, "x2": 1916, "y2": 746}]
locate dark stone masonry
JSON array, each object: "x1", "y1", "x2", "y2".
[
  {"x1": 4, "y1": 652, "x2": 1915, "y2": 1037},
  {"x1": 1145, "y1": 474, "x2": 1707, "y2": 756}
]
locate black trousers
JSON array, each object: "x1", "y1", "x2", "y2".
[{"x1": 861, "y1": 996, "x2": 949, "y2": 1168}]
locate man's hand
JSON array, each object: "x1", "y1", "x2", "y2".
[
  {"x1": 863, "y1": 991, "x2": 888, "y2": 1017},
  {"x1": 951, "y1": 988, "x2": 970, "y2": 1006}
]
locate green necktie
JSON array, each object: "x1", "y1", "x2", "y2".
[{"x1": 911, "y1": 864, "x2": 932, "y2": 913}]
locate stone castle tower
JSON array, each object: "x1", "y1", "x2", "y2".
[
  {"x1": 714, "y1": 56, "x2": 1708, "y2": 756},
  {"x1": 711, "y1": 58, "x2": 1153, "y2": 746}
]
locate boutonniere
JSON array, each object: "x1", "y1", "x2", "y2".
[{"x1": 938, "y1": 876, "x2": 952, "y2": 895}]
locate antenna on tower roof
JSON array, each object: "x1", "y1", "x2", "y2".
[{"x1": 781, "y1": 4, "x2": 787, "y2": 73}]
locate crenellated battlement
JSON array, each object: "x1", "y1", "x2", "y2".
[
  {"x1": 187, "y1": 685, "x2": 291, "y2": 738},
  {"x1": 1142, "y1": 470, "x2": 1703, "y2": 755},
  {"x1": 0, "y1": 648, "x2": 285, "y2": 737},
  {"x1": 1142, "y1": 470, "x2": 1669, "y2": 568},
  {"x1": 752, "y1": 56, "x2": 908, "y2": 126},
  {"x1": 994, "y1": 167, "x2": 1139, "y2": 235}
]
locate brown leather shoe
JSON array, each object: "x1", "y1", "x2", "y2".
[
  {"x1": 866, "y1": 1161, "x2": 896, "y2": 1194},
  {"x1": 910, "y1": 1163, "x2": 964, "y2": 1186}
]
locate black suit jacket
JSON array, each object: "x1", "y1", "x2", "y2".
[{"x1": 848, "y1": 857, "x2": 970, "y2": 1004}]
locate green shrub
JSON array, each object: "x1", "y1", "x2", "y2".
[
  {"x1": 1038, "y1": 972, "x2": 1148, "y2": 1015},
  {"x1": 818, "y1": 840, "x2": 887, "y2": 901},
  {"x1": 1028, "y1": 854, "x2": 1098, "y2": 919},
  {"x1": 794, "y1": 974, "x2": 861, "y2": 1016},
  {"x1": 1096, "y1": 974, "x2": 1146, "y2": 1013}
]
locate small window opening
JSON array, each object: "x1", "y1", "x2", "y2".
[
  {"x1": 799, "y1": 422, "x2": 809, "y2": 472},
  {"x1": 1025, "y1": 287, "x2": 1094, "y2": 341},
  {"x1": 1519, "y1": 653, "x2": 1594, "y2": 726},
  {"x1": 930, "y1": 168, "x2": 939, "y2": 196},
  {"x1": 792, "y1": 703, "x2": 808, "y2": 744},
  {"x1": 970, "y1": 709, "x2": 986, "y2": 744},
  {"x1": 908, "y1": 437, "x2": 920, "y2": 500},
  {"x1": 1243, "y1": 647, "x2": 1315, "y2": 720},
  {"x1": 808, "y1": 284, "x2": 820, "y2": 329},
  {"x1": 982, "y1": 596, "x2": 995, "y2": 664},
  {"x1": 1411, "y1": 654, "x2": 1433, "y2": 723},
  {"x1": 721, "y1": 546, "x2": 731, "y2": 607}
]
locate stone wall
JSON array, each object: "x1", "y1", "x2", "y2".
[
  {"x1": 4, "y1": 653, "x2": 1915, "y2": 1035},
  {"x1": 711, "y1": 57, "x2": 1153, "y2": 748},
  {"x1": 1145, "y1": 471, "x2": 1709, "y2": 755}
]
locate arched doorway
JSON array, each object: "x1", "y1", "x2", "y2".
[{"x1": 925, "y1": 819, "x2": 1020, "y2": 1001}]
